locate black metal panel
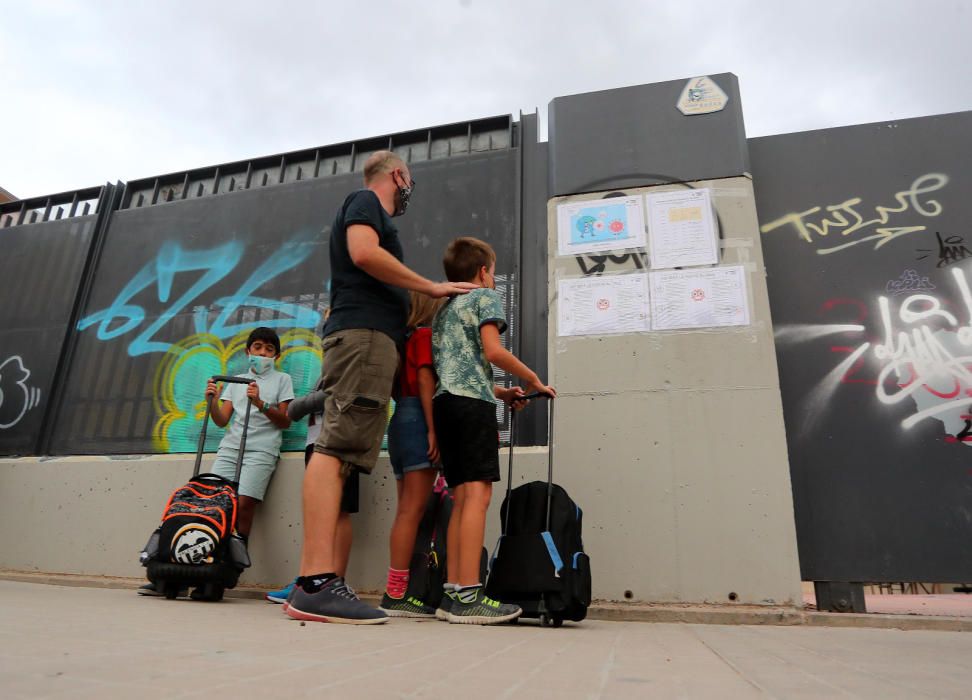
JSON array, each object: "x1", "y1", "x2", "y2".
[
  {"x1": 548, "y1": 73, "x2": 748, "y2": 196},
  {"x1": 0, "y1": 216, "x2": 98, "y2": 454},
  {"x1": 751, "y1": 110, "x2": 972, "y2": 581},
  {"x1": 50, "y1": 150, "x2": 518, "y2": 455},
  {"x1": 515, "y1": 112, "x2": 550, "y2": 446}
]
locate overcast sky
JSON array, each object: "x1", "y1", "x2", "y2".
[{"x1": 2, "y1": 0, "x2": 969, "y2": 200}]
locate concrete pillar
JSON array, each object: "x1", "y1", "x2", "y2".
[{"x1": 543, "y1": 76, "x2": 802, "y2": 605}]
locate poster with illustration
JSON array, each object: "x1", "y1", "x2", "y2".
[{"x1": 556, "y1": 195, "x2": 646, "y2": 256}]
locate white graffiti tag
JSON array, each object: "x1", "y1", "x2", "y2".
[
  {"x1": 775, "y1": 266, "x2": 972, "y2": 445},
  {"x1": 0, "y1": 356, "x2": 42, "y2": 429}
]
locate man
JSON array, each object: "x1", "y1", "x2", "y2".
[{"x1": 285, "y1": 151, "x2": 475, "y2": 624}]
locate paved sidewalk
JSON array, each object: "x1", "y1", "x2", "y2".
[{"x1": 2, "y1": 581, "x2": 971, "y2": 699}]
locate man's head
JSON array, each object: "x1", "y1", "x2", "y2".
[
  {"x1": 363, "y1": 150, "x2": 414, "y2": 217},
  {"x1": 245, "y1": 327, "x2": 281, "y2": 358},
  {"x1": 443, "y1": 237, "x2": 496, "y2": 288}
]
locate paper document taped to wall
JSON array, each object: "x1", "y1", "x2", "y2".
[
  {"x1": 558, "y1": 273, "x2": 651, "y2": 337},
  {"x1": 649, "y1": 265, "x2": 749, "y2": 330}
]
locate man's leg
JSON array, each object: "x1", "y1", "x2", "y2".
[
  {"x1": 299, "y1": 452, "x2": 344, "y2": 575},
  {"x1": 334, "y1": 512, "x2": 353, "y2": 579}
]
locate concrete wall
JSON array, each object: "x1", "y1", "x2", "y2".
[
  {"x1": 546, "y1": 177, "x2": 803, "y2": 606},
  {"x1": 0, "y1": 449, "x2": 549, "y2": 592}
]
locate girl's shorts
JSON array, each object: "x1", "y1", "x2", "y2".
[{"x1": 387, "y1": 397, "x2": 435, "y2": 480}]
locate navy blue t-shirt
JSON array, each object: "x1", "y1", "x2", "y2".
[{"x1": 323, "y1": 189, "x2": 409, "y2": 346}]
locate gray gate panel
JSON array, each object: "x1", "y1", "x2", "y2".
[
  {"x1": 51, "y1": 151, "x2": 517, "y2": 455},
  {"x1": 548, "y1": 73, "x2": 748, "y2": 196},
  {"x1": 0, "y1": 216, "x2": 97, "y2": 454},
  {"x1": 751, "y1": 111, "x2": 972, "y2": 581}
]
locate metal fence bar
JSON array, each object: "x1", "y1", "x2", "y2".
[{"x1": 36, "y1": 183, "x2": 121, "y2": 455}]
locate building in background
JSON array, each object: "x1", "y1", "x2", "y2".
[{"x1": 0, "y1": 186, "x2": 15, "y2": 204}]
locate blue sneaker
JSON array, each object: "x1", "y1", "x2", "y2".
[{"x1": 266, "y1": 578, "x2": 297, "y2": 604}]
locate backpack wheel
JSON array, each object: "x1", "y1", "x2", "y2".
[
  {"x1": 539, "y1": 613, "x2": 550, "y2": 627},
  {"x1": 552, "y1": 616, "x2": 564, "y2": 628}
]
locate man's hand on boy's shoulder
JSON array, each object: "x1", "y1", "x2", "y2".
[{"x1": 427, "y1": 281, "x2": 478, "y2": 298}]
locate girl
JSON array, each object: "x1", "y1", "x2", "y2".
[{"x1": 379, "y1": 291, "x2": 446, "y2": 616}]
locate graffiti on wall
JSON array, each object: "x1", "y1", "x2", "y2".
[
  {"x1": 76, "y1": 234, "x2": 325, "y2": 452},
  {"x1": 760, "y1": 173, "x2": 949, "y2": 255},
  {"x1": 77, "y1": 235, "x2": 321, "y2": 356},
  {"x1": 776, "y1": 264, "x2": 972, "y2": 448},
  {"x1": 152, "y1": 328, "x2": 323, "y2": 453},
  {"x1": 0, "y1": 356, "x2": 42, "y2": 430}
]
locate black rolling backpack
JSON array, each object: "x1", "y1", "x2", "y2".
[
  {"x1": 486, "y1": 395, "x2": 592, "y2": 626},
  {"x1": 139, "y1": 375, "x2": 253, "y2": 601}
]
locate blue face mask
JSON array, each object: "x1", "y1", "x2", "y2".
[{"x1": 248, "y1": 355, "x2": 274, "y2": 375}]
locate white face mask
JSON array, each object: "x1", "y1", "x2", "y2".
[{"x1": 248, "y1": 355, "x2": 274, "y2": 375}]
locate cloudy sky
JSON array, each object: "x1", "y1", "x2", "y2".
[{"x1": 2, "y1": 0, "x2": 969, "y2": 199}]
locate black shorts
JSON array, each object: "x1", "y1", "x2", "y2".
[
  {"x1": 304, "y1": 444, "x2": 360, "y2": 514},
  {"x1": 433, "y1": 393, "x2": 500, "y2": 487}
]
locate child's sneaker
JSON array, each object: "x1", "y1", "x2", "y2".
[
  {"x1": 266, "y1": 578, "x2": 297, "y2": 604},
  {"x1": 285, "y1": 577, "x2": 388, "y2": 625},
  {"x1": 379, "y1": 593, "x2": 436, "y2": 618},
  {"x1": 435, "y1": 589, "x2": 456, "y2": 621},
  {"x1": 447, "y1": 587, "x2": 521, "y2": 625}
]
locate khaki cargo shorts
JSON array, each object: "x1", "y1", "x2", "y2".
[{"x1": 314, "y1": 329, "x2": 398, "y2": 474}]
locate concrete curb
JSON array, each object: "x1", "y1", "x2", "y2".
[{"x1": 3, "y1": 570, "x2": 970, "y2": 632}]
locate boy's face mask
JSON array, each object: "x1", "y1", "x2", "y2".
[{"x1": 248, "y1": 355, "x2": 274, "y2": 375}]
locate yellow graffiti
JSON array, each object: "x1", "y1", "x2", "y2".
[
  {"x1": 759, "y1": 173, "x2": 948, "y2": 255},
  {"x1": 151, "y1": 329, "x2": 323, "y2": 452}
]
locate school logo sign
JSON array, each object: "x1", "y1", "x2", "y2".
[{"x1": 676, "y1": 76, "x2": 728, "y2": 116}]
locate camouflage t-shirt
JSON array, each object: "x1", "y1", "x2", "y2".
[{"x1": 432, "y1": 288, "x2": 507, "y2": 404}]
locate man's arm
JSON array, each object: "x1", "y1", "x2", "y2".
[{"x1": 347, "y1": 225, "x2": 476, "y2": 298}]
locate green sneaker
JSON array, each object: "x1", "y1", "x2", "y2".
[
  {"x1": 379, "y1": 592, "x2": 436, "y2": 618},
  {"x1": 435, "y1": 589, "x2": 456, "y2": 621},
  {"x1": 447, "y1": 587, "x2": 521, "y2": 625}
]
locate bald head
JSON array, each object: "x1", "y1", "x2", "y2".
[{"x1": 363, "y1": 150, "x2": 406, "y2": 185}]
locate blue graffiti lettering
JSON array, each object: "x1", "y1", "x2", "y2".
[{"x1": 77, "y1": 236, "x2": 320, "y2": 356}]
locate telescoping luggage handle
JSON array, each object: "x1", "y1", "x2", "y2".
[
  {"x1": 503, "y1": 391, "x2": 555, "y2": 537},
  {"x1": 192, "y1": 375, "x2": 256, "y2": 483}
]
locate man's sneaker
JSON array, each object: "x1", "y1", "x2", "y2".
[
  {"x1": 379, "y1": 592, "x2": 436, "y2": 618},
  {"x1": 435, "y1": 590, "x2": 456, "y2": 621},
  {"x1": 266, "y1": 578, "x2": 297, "y2": 604},
  {"x1": 137, "y1": 582, "x2": 187, "y2": 597},
  {"x1": 447, "y1": 587, "x2": 521, "y2": 625},
  {"x1": 285, "y1": 577, "x2": 388, "y2": 625}
]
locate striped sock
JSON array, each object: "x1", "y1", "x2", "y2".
[
  {"x1": 456, "y1": 584, "x2": 481, "y2": 604},
  {"x1": 386, "y1": 567, "x2": 409, "y2": 599}
]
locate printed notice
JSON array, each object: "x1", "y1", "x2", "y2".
[
  {"x1": 558, "y1": 273, "x2": 651, "y2": 337},
  {"x1": 649, "y1": 265, "x2": 749, "y2": 331},
  {"x1": 646, "y1": 188, "x2": 718, "y2": 269},
  {"x1": 556, "y1": 196, "x2": 646, "y2": 256}
]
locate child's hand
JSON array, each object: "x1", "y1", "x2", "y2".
[
  {"x1": 427, "y1": 430, "x2": 440, "y2": 464},
  {"x1": 529, "y1": 381, "x2": 557, "y2": 399},
  {"x1": 246, "y1": 382, "x2": 262, "y2": 404},
  {"x1": 500, "y1": 386, "x2": 528, "y2": 411},
  {"x1": 205, "y1": 379, "x2": 221, "y2": 400}
]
